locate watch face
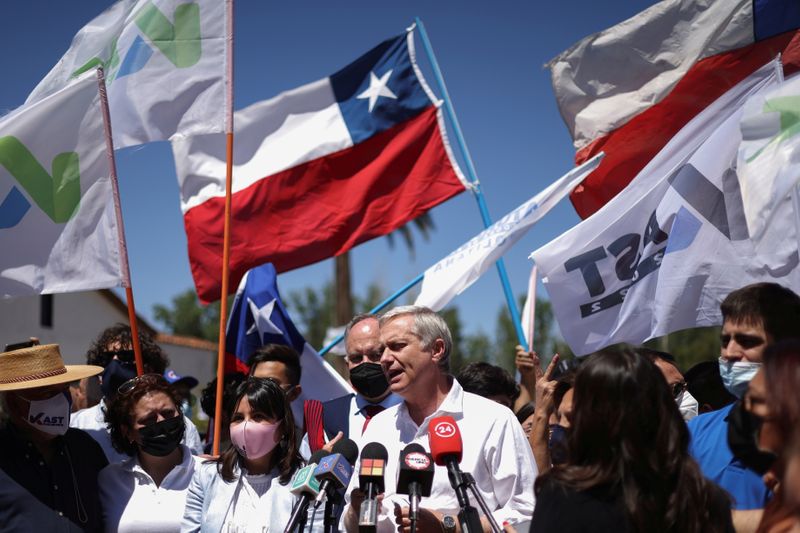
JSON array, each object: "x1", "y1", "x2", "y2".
[{"x1": 443, "y1": 516, "x2": 457, "y2": 532}]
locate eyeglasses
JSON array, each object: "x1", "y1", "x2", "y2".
[
  {"x1": 672, "y1": 381, "x2": 687, "y2": 399},
  {"x1": 117, "y1": 373, "x2": 167, "y2": 395},
  {"x1": 103, "y1": 349, "x2": 136, "y2": 363}
]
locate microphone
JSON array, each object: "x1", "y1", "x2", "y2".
[
  {"x1": 428, "y1": 416, "x2": 484, "y2": 533},
  {"x1": 313, "y1": 438, "x2": 358, "y2": 507},
  {"x1": 396, "y1": 443, "x2": 434, "y2": 526},
  {"x1": 357, "y1": 442, "x2": 388, "y2": 532},
  {"x1": 284, "y1": 450, "x2": 327, "y2": 533}
]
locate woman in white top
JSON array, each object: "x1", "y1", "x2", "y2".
[
  {"x1": 99, "y1": 373, "x2": 201, "y2": 533},
  {"x1": 181, "y1": 377, "x2": 306, "y2": 533}
]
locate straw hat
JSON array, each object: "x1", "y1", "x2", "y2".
[{"x1": 0, "y1": 344, "x2": 103, "y2": 392}]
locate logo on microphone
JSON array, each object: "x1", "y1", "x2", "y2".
[
  {"x1": 433, "y1": 420, "x2": 456, "y2": 438},
  {"x1": 404, "y1": 452, "x2": 431, "y2": 470}
]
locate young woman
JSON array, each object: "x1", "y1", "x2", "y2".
[
  {"x1": 181, "y1": 377, "x2": 305, "y2": 532},
  {"x1": 100, "y1": 374, "x2": 200, "y2": 532},
  {"x1": 532, "y1": 348, "x2": 734, "y2": 533}
]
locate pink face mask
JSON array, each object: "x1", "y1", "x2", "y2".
[{"x1": 230, "y1": 420, "x2": 281, "y2": 459}]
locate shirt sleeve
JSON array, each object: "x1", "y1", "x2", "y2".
[
  {"x1": 180, "y1": 464, "x2": 207, "y2": 532},
  {"x1": 485, "y1": 412, "x2": 538, "y2": 526}
]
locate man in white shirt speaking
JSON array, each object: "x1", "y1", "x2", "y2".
[{"x1": 342, "y1": 306, "x2": 536, "y2": 532}]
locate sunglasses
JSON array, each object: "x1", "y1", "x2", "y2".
[
  {"x1": 672, "y1": 381, "x2": 687, "y2": 399},
  {"x1": 103, "y1": 349, "x2": 137, "y2": 364},
  {"x1": 117, "y1": 373, "x2": 167, "y2": 395}
]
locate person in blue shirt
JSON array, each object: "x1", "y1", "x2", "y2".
[{"x1": 687, "y1": 282, "x2": 800, "y2": 530}]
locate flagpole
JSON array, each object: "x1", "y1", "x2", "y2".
[
  {"x1": 526, "y1": 264, "x2": 538, "y2": 348},
  {"x1": 414, "y1": 17, "x2": 529, "y2": 350},
  {"x1": 96, "y1": 68, "x2": 145, "y2": 376},
  {"x1": 213, "y1": 0, "x2": 235, "y2": 456},
  {"x1": 319, "y1": 273, "x2": 424, "y2": 356}
]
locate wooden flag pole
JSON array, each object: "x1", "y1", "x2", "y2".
[
  {"x1": 96, "y1": 67, "x2": 145, "y2": 376},
  {"x1": 213, "y1": 0, "x2": 235, "y2": 456}
]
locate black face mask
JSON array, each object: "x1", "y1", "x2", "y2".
[
  {"x1": 349, "y1": 362, "x2": 390, "y2": 399},
  {"x1": 138, "y1": 415, "x2": 185, "y2": 457},
  {"x1": 548, "y1": 424, "x2": 569, "y2": 465},
  {"x1": 727, "y1": 400, "x2": 777, "y2": 476},
  {"x1": 101, "y1": 359, "x2": 137, "y2": 399}
]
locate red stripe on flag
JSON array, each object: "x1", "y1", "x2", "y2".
[
  {"x1": 186, "y1": 106, "x2": 466, "y2": 303},
  {"x1": 570, "y1": 30, "x2": 800, "y2": 220}
]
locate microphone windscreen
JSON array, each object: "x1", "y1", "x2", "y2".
[
  {"x1": 360, "y1": 442, "x2": 389, "y2": 461},
  {"x1": 313, "y1": 453, "x2": 354, "y2": 489},
  {"x1": 290, "y1": 463, "x2": 321, "y2": 496},
  {"x1": 333, "y1": 437, "x2": 359, "y2": 465},
  {"x1": 358, "y1": 442, "x2": 388, "y2": 493},
  {"x1": 428, "y1": 416, "x2": 463, "y2": 466},
  {"x1": 397, "y1": 443, "x2": 434, "y2": 497}
]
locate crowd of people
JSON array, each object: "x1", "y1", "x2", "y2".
[{"x1": 0, "y1": 281, "x2": 799, "y2": 532}]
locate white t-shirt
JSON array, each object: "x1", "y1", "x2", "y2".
[{"x1": 99, "y1": 444, "x2": 201, "y2": 533}]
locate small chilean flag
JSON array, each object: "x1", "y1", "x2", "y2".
[
  {"x1": 550, "y1": 0, "x2": 800, "y2": 219},
  {"x1": 174, "y1": 27, "x2": 467, "y2": 302}
]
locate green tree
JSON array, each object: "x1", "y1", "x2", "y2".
[
  {"x1": 152, "y1": 289, "x2": 232, "y2": 342},
  {"x1": 644, "y1": 326, "x2": 720, "y2": 371}
]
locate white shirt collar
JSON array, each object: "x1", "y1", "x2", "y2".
[{"x1": 397, "y1": 378, "x2": 464, "y2": 439}]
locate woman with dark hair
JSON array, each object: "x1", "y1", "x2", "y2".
[
  {"x1": 531, "y1": 349, "x2": 734, "y2": 533},
  {"x1": 735, "y1": 340, "x2": 800, "y2": 533},
  {"x1": 181, "y1": 377, "x2": 305, "y2": 532},
  {"x1": 99, "y1": 374, "x2": 199, "y2": 532}
]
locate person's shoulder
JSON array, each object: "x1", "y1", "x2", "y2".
[
  {"x1": 66, "y1": 427, "x2": 108, "y2": 454},
  {"x1": 687, "y1": 404, "x2": 732, "y2": 434},
  {"x1": 97, "y1": 458, "x2": 133, "y2": 486},
  {"x1": 70, "y1": 403, "x2": 102, "y2": 428}
]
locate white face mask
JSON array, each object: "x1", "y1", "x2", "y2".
[
  {"x1": 23, "y1": 391, "x2": 71, "y2": 436},
  {"x1": 676, "y1": 390, "x2": 699, "y2": 421},
  {"x1": 718, "y1": 357, "x2": 761, "y2": 399}
]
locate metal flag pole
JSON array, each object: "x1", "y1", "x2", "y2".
[
  {"x1": 318, "y1": 273, "x2": 424, "y2": 356},
  {"x1": 414, "y1": 17, "x2": 529, "y2": 350},
  {"x1": 213, "y1": 0, "x2": 235, "y2": 456},
  {"x1": 96, "y1": 67, "x2": 145, "y2": 376}
]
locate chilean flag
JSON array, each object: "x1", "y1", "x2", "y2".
[
  {"x1": 550, "y1": 0, "x2": 800, "y2": 219},
  {"x1": 225, "y1": 262, "x2": 351, "y2": 400},
  {"x1": 174, "y1": 27, "x2": 467, "y2": 302}
]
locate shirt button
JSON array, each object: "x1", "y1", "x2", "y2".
[
  {"x1": 58, "y1": 512, "x2": 64, "y2": 517},
  {"x1": 53, "y1": 484, "x2": 58, "y2": 490},
  {"x1": 38, "y1": 461, "x2": 44, "y2": 466}
]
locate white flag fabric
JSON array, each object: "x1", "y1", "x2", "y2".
[
  {"x1": 26, "y1": 0, "x2": 226, "y2": 148},
  {"x1": 520, "y1": 264, "x2": 537, "y2": 347},
  {"x1": 532, "y1": 64, "x2": 800, "y2": 356},
  {"x1": 738, "y1": 73, "x2": 800, "y2": 246},
  {"x1": 0, "y1": 73, "x2": 124, "y2": 295},
  {"x1": 414, "y1": 153, "x2": 603, "y2": 312}
]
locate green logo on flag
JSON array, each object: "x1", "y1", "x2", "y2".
[
  {"x1": 72, "y1": 1, "x2": 202, "y2": 80},
  {"x1": 747, "y1": 95, "x2": 800, "y2": 163},
  {"x1": 0, "y1": 136, "x2": 81, "y2": 224}
]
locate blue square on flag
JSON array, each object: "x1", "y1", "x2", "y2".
[
  {"x1": 331, "y1": 33, "x2": 432, "y2": 144},
  {"x1": 225, "y1": 263, "x2": 307, "y2": 372}
]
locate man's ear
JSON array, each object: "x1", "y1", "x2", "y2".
[
  {"x1": 288, "y1": 385, "x2": 303, "y2": 403},
  {"x1": 429, "y1": 338, "x2": 446, "y2": 364}
]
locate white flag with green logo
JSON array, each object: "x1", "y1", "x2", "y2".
[
  {"x1": 0, "y1": 73, "x2": 123, "y2": 295},
  {"x1": 738, "y1": 73, "x2": 800, "y2": 247},
  {"x1": 26, "y1": 0, "x2": 226, "y2": 148}
]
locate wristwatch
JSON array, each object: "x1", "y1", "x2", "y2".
[{"x1": 442, "y1": 515, "x2": 457, "y2": 533}]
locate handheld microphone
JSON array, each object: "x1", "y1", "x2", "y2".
[
  {"x1": 396, "y1": 443, "x2": 434, "y2": 525},
  {"x1": 357, "y1": 442, "x2": 388, "y2": 532},
  {"x1": 428, "y1": 416, "x2": 483, "y2": 533},
  {"x1": 284, "y1": 450, "x2": 327, "y2": 533},
  {"x1": 313, "y1": 438, "x2": 358, "y2": 507}
]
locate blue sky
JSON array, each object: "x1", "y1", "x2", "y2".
[{"x1": 0, "y1": 1, "x2": 656, "y2": 345}]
